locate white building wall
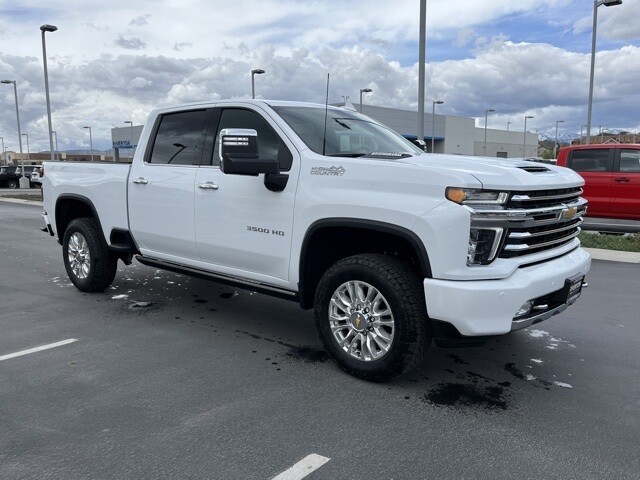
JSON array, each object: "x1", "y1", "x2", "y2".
[{"x1": 473, "y1": 128, "x2": 539, "y2": 158}]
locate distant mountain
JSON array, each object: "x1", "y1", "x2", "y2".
[{"x1": 538, "y1": 132, "x2": 581, "y2": 144}]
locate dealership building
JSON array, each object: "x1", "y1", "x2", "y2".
[{"x1": 110, "y1": 102, "x2": 539, "y2": 160}]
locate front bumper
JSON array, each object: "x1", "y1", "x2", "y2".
[{"x1": 424, "y1": 247, "x2": 591, "y2": 336}]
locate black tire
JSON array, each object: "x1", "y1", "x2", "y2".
[
  {"x1": 7, "y1": 179, "x2": 18, "y2": 189},
  {"x1": 314, "y1": 254, "x2": 431, "y2": 382},
  {"x1": 62, "y1": 217, "x2": 118, "y2": 292}
]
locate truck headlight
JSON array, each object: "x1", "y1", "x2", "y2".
[
  {"x1": 467, "y1": 228, "x2": 504, "y2": 265},
  {"x1": 446, "y1": 187, "x2": 508, "y2": 205}
]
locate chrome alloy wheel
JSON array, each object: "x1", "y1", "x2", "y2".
[
  {"x1": 67, "y1": 232, "x2": 91, "y2": 279},
  {"x1": 328, "y1": 280, "x2": 395, "y2": 362}
]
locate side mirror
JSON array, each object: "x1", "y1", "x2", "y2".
[
  {"x1": 412, "y1": 139, "x2": 427, "y2": 152},
  {"x1": 220, "y1": 128, "x2": 279, "y2": 176}
]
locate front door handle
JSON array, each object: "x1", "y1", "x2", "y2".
[
  {"x1": 132, "y1": 177, "x2": 148, "y2": 185},
  {"x1": 614, "y1": 177, "x2": 630, "y2": 183},
  {"x1": 198, "y1": 182, "x2": 219, "y2": 190}
]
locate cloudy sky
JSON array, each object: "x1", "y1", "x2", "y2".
[{"x1": 1, "y1": 0, "x2": 639, "y2": 152}]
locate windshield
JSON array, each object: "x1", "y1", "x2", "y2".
[{"x1": 272, "y1": 106, "x2": 423, "y2": 157}]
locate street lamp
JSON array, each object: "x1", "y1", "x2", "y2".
[
  {"x1": 21, "y1": 133, "x2": 30, "y2": 161},
  {"x1": 1, "y1": 79, "x2": 23, "y2": 155},
  {"x1": 586, "y1": 0, "x2": 622, "y2": 144},
  {"x1": 417, "y1": 0, "x2": 427, "y2": 144},
  {"x1": 507, "y1": 120, "x2": 511, "y2": 132},
  {"x1": 83, "y1": 126, "x2": 94, "y2": 161},
  {"x1": 554, "y1": 120, "x2": 565, "y2": 158},
  {"x1": 251, "y1": 69, "x2": 265, "y2": 99},
  {"x1": 0, "y1": 137, "x2": 4, "y2": 166},
  {"x1": 40, "y1": 24, "x2": 58, "y2": 161},
  {"x1": 52, "y1": 130, "x2": 59, "y2": 160},
  {"x1": 431, "y1": 100, "x2": 444, "y2": 153},
  {"x1": 580, "y1": 124, "x2": 588, "y2": 144},
  {"x1": 484, "y1": 108, "x2": 495, "y2": 155},
  {"x1": 523, "y1": 116, "x2": 534, "y2": 157},
  {"x1": 124, "y1": 120, "x2": 134, "y2": 158},
  {"x1": 359, "y1": 88, "x2": 372, "y2": 113}
]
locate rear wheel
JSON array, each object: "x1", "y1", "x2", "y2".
[
  {"x1": 7, "y1": 179, "x2": 18, "y2": 189},
  {"x1": 62, "y1": 217, "x2": 118, "y2": 292},
  {"x1": 314, "y1": 254, "x2": 431, "y2": 381}
]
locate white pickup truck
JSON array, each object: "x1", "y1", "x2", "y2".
[{"x1": 42, "y1": 100, "x2": 590, "y2": 381}]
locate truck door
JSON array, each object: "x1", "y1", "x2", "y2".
[
  {"x1": 128, "y1": 108, "x2": 214, "y2": 263},
  {"x1": 611, "y1": 148, "x2": 640, "y2": 219},
  {"x1": 194, "y1": 106, "x2": 299, "y2": 288},
  {"x1": 568, "y1": 148, "x2": 613, "y2": 217}
]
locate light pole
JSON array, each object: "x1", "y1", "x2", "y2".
[
  {"x1": 83, "y1": 126, "x2": 94, "y2": 161},
  {"x1": 417, "y1": 0, "x2": 426, "y2": 143},
  {"x1": 484, "y1": 108, "x2": 495, "y2": 155},
  {"x1": 251, "y1": 69, "x2": 265, "y2": 99},
  {"x1": 359, "y1": 88, "x2": 372, "y2": 113},
  {"x1": 52, "y1": 130, "x2": 59, "y2": 160},
  {"x1": 580, "y1": 124, "x2": 587, "y2": 144},
  {"x1": 1, "y1": 79, "x2": 23, "y2": 155},
  {"x1": 586, "y1": 0, "x2": 623, "y2": 144},
  {"x1": 0, "y1": 137, "x2": 4, "y2": 166},
  {"x1": 40, "y1": 24, "x2": 58, "y2": 161},
  {"x1": 431, "y1": 100, "x2": 444, "y2": 153},
  {"x1": 554, "y1": 120, "x2": 565, "y2": 158},
  {"x1": 124, "y1": 120, "x2": 134, "y2": 158},
  {"x1": 507, "y1": 120, "x2": 511, "y2": 132},
  {"x1": 523, "y1": 116, "x2": 534, "y2": 157}
]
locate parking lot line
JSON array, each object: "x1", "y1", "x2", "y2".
[
  {"x1": 271, "y1": 454, "x2": 330, "y2": 480},
  {"x1": 0, "y1": 338, "x2": 78, "y2": 362}
]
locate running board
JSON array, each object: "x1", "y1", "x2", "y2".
[{"x1": 135, "y1": 256, "x2": 299, "y2": 302}]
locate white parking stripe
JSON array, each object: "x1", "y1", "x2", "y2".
[
  {"x1": 0, "y1": 339, "x2": 78, "y2": 362},
  {"x1": 271, "y1": 454, "x2": 331, "y2": 480}
]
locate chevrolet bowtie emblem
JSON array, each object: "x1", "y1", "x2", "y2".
[{"x1": 562, "y1": 206, "x2": 578, "y2": 220}]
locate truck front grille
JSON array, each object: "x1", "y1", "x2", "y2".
[{"x1": 467, "y1": 187, "x2": 587, "y2": 261}]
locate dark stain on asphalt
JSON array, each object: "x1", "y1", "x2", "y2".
[
  {"x1": 446, "y1": 354, "x2": 469, "y2": 365},
  {"x1": 220, "y1": 292, "x2": 236, "y2": 299},
  {"x1": 285, "y1": 346, "x2": 330, "y2": 364},
  {"x1": 504, "y1": 362, "x2": 527, "y2": 380},
  {"x1": 423, "y1": 383, "x2": 508, "y2": 411},
  {"x1": 194, "y1": 299, "x2": 207, "y2": 304}
]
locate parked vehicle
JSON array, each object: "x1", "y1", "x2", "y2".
[
  {"x1": 29, "y1": 167, "x2": 43, "y2": 186},
  {"x1": 557, "y1": 144, "x2": 640, "y2": 220},
  {"x1": 0, "y1": 166, "x2": 22, "y2": 189},
  {"x1": 42, "y1": 100, "x2": 591, "y2": 381}
]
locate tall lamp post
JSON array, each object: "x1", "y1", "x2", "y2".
[
  {"x1": 554, "y1": 120, "x2": 565, "y2": 158},
  {"x1": 523, "y1": 115, "x2": 534, "y2": 157},
  {"x1": 580, "y1": 124, "x2": 587, "y2": 144},
  {"x1": 507, "y1": 120, "x2": 511, "y2": 132},
  {"x1": 251, "y1": 69, "x2": 265, "y2": 99},
  {"x1": 1, "y1": 79, "x2": 23, "y2": 155},
  {"x1": 586, "y1": 0, "x2": 622, "y2": 144},
  {"x1": 124, "y1": 120, "x2": 134, "y2": 158},
  {"x1": 484, "y1": 108, "x2": 495, "y2": 155},
  {"x1": 431, "y1": 100, "x2": 444, "y2": 153},
  {"x1": 83, "y1": 126, "x2": 94, "y2": 161},
  {"x1": 359, "y1": 88, "x2": 372, "y2": 113},
  {"x1": 40, "y1": 24, "x2": 58, "y2": 161},
  {"x1": 52, "y1": 130, "x2": 59, "y2": 160},
  {"x1": 0, "y1": 137, "x2": 3, "y2": 165}
]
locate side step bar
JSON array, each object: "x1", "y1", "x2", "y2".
[{"x1": 135, "y1": 256, "x2": 299, "y2": 303}]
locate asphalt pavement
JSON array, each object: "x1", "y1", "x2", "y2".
[{"x1": 1, "y1": 202, "x2": 639, "y2": 479}]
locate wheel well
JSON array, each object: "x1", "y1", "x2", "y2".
[
  {"x1": 55, "y1": 197, "x2": 100, "y2": 243},
  {"x1": 299, "y1": 222, "x2": 431, "y2": 309}
]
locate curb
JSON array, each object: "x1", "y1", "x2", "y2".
[
  {"x1": 585, "y1": 247, "x2": 640, "y2": 264},
  {"x1": 0, "y1": 198, "x2": 43, "y2": 206}
]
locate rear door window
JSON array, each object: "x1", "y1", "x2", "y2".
[
  {"x1": 148, "y1": 109, "x2": 211, "y2": 165},
  {"x1": 569, "y1": 149, "x2": 613, "y2": 172},
  {"x1": 619, "y1": 149, "x2": 640, "y2": 172}
]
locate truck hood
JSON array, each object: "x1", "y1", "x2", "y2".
[{"x1": 400, "y1": 153, "x2": 584, "y2": 190}]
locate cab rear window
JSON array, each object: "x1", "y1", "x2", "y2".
[{"x1": 569, "y1": 149, "x2": 612, "y2": 172}]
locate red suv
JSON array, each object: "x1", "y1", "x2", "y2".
[{"x1": 557, "y1": 144, "x2": 640, "y2": 220}]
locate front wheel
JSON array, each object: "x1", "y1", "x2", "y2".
[
  {"x1": 314, "y1": 254, "x2": 431, "y2": 381},
  {"x1": 62, "y1": 217, "x2": 118, "y2": 292},
  {"x1": 7, "y1": 179, "x2": 18, "y2": 189}
]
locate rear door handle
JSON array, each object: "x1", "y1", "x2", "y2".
[
  {"x1": 198, "y1": 182, "x2": 219, "y2": 190},
  {"x1": 132, "y1": 177, "x2": 148, "y2": 185},
  {"x1": 614, "y1": 177, "x2": 630, "y2": 183}
]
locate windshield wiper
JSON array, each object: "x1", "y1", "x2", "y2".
[{"x1": 327, "y1": 153, "x2": 367, "y2": 157}]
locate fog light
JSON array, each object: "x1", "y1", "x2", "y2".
[{"x1": 515, "y1": 300, "x2": 533, "y2": 318}]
